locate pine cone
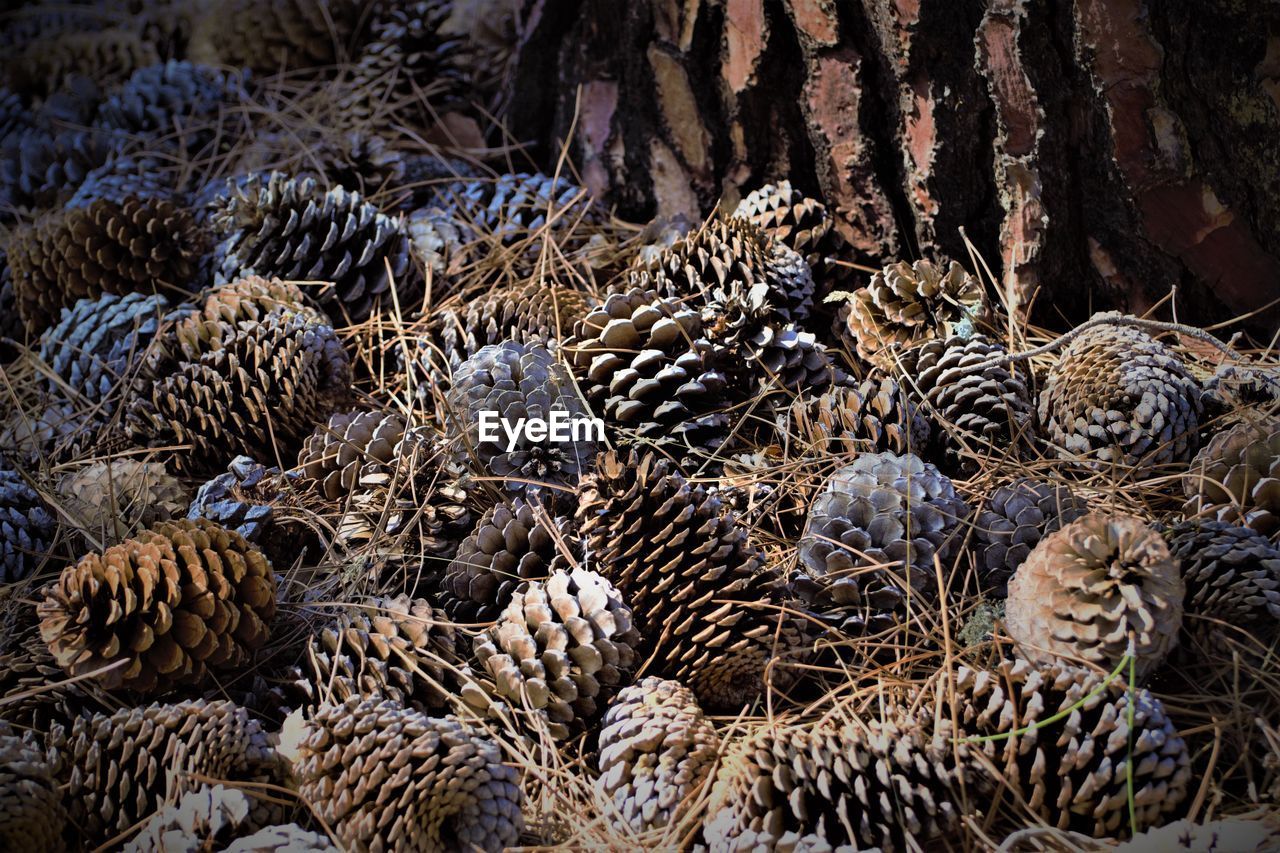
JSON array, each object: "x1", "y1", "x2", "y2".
[
  {"x1": 733, "y1": 179, "x2": 853, "y2": 292},
  {"x1": 8, "y1": 196, "x2": 204, "y2": 333},
  {"x1": 577, "y1": 450, "x2": 807, "y2": 710},
  {"x1": 948, "y1": 657, "x2": 1191, "y2": 837},
  {"x1": 781, "y1": 375, "x2": 930, "y2": 457},
  {"x1": 704, "y1": 711, "x2": 966, "y2": 852},
  {"x1": 1166, "y1": 520, "x2": 1280, "y2": 637},
  {"x1": 56, "y1": 459, "x2": 188, "y2": 549},
  {"x1": 187, "y1": 0, "x2": 363, "y2": 74},
  {"x1": 1203, "y1": 362, "x2": 1280, "y2": 416},
  {"x1": 0, "y1": 727, "x2": 65, "y2": 852},
  {"x1": 6, "y1": 28, "x2": 158, "y2": 98},
  {"x1": 972, "y1": 478, "x2": 1089, "y2": 596},
  {"x1": 95, "y1": 60, "x2": 244, "y2": 143},
  {"x1": 174, "y1": 275, "x2": 325, "y2": 360},
  {"x1": 297, "y1": 410, "x2": 408, "y2": 501},
  {"x1": 126, "y1": 308, "x2": 351, "y2": 475},
  {"x1": 213, "y1": 172, "x2": 415, "y2": 323},
  {"x1": 0, "y1": 465, "x2": 55, "y2": 584},
  {"x1": 900, "y1": 334, "x2": 1033, "y2": 469},
  {"x1": 0, "y1": 399, "x2": 99, "y2": 468},
  {"x1": 442, "y1": 498, "x2": 579, "y2": 623},
  {"x1": 301, "y1": 128, "x2": 406, "y2": 196},
  {"x1": 1184, "y1": 419, "x2": 1280, "y2": 538},
  {"x1": 1038, "y1": 318, "x2": 1204, "y2": 468},
  {"x1": 68, "y1": 152, "x2": 179, "y2": 209},
  {"x1": 224, "y1": 824, "x2": 337, "y2": 853},
  {"x1": 0, "y1": 127, "x2": 110, "y2": 212},
  {"x1": 37, "y1": 292, "x2": 171, "y2": 411},
  {"x1": 46, "y1": 699, "x2": 279, "y2": 845},
  {"x1": 125, "y1": 785, "x2": 259, "y2": 853},
  {"x1": 795, "y1": 452, "x2": 969, "y2": 634},
  {"x1": 1111, "y1": 818, "x2": 1280, "y2": 851},
  {"x1": 287, "y1": 698, "x2": 523, "y2": 851},
  {"x1": 186, "y1": 457, "x2": 294, "y2": 555},
  {"x1": 1005, "y1": 513, "x2": 1184, "y2": 680},
  {"x1": 596, "y1": 677, "x2": 719, "y2": 836},
  {"x1": 743, "y1": 323, "x2": 845, "y2": 393},
  {"x1": 447, "y1": 171, "x2": 594, "y2": 246},
  {"x1": 565, "y1": 287, "x2": 733, "y2": 455},
  {"x1": 305, "y1": 595, "x2": 458, "y2": 711},
  {"x1": 446, "y1": 340, "x2": 600, "y2": 496},
  {"x1": 469, "y1": 567, "x2": 639, "y2": 740},
  {"x1": 39, "y1": 519, "x2": 277, "y2": 694},
  {"x1": 836, "y1": 258, "x2": 986, "y2": 368}
]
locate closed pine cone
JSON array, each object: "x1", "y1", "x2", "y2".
[
  {"x1": 285, "y1": 697, "x2": 523, "y2": 852},
  {"x1": 38, "y1": 519, "x2": 277, "y2": 694},
  {"x1": 596, "y1": 677, "x2": 719, "y2": 836},
  {"x1": 781, "y1": 375, "x2": 930, "y2": 458},
  {"x1": 0, "y1": 725, "x2": 65, "y2": 853},
  {"x1": 297, "y1": 410, "x2": 408, "y2": 502},
  {"x1": 1005, "y1": 513, "x2": 1184, "y2": 680},
  {"x1": 972, "y1": 478, "x2": 1089, "y2": 596},
  {"x1": 1166, "y1": 520, "x2": 1280, "y2": 640},
  {"x1": 56, "y1": 458, "x2": 188, "y2": 549},
  {"x1": 733, "y1": 179, "x2": 854, "y2": 292},
  {"x1": 1184, "y1": 418, "x2": 1280, "y2": 538}
]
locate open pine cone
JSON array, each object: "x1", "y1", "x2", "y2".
[
  {"x1": 1005, "y1": 513, "x2": 1184, "y2": 679},
  {"x1": 946, "y1": 657, "x2": 1191, "y2": 837},
  {"x1": 1, "y1": 126, "x2": 110, "y2": 213},
  {"x1": 0, "y1": 726, "x2": 65, "y2": 852},
  {"x1": 126, "y1": 784, "x2": 263, "y2": 853},
  {"x1": 8, "y1": 196, "x2": 205, "y2": 333},
  {"x1": 836, "y1": 258, "x2": 987, "y2": 369},
  {"x1": 468, "y1": 567, "x2": 640, "y2": 740},
  {"x1": 1038, "y1": 317, "x2": 1204, "y2": 468},
  {"x1": 781, "y1": 375, "x2": 930, "y2": 458},
  {"x1": 56, "y1": 459, "x2": 188, "y2": 549},
  {"x1": 0, "y1": 465, "x2": 56, "y2": 583},
  {"x1": 596, "y1": 677, "x2": 719, "y2": 837},
  {"x1": 1183, "y1": 418, "x2": 1280, "y2": 538},
  {"x1": 176, "y1": 276, "x2": 323, "y2": 358},
  {"x1": 972, "y1": 478, "x2": 1089, "y2": 596},
  {"x1": 1166, "y1": 520, "x2": 1280, "y2": 640},
  {"x1": 704, "y1": 710, "x2": 966, "y2": 852},
  {"x1": 39, "y1": 519, "x2": 277, "y2": 694},
  {"x1": 577, "y1": 450, "x2": 808, "y2": 709},
  {"x1": 286, "y1": 698, "x2": 523, "y2": 852}
]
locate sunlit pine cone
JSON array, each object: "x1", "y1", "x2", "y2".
[
  {"x1": 1005, "y1": 513, "x2": 1184, "y2": 680},
  {"x1": 971, "y1": 478, "x2": 1089, "y2": 596},
  {"x1": 285, "y1": 698, "x2": 523, "y2": 851},
  {"x1": 733, "y1": 179, "x2": 855, "y2": 293},
  {"x1": 125, "y1": 784, "x2": 263, "y2": 853},
  {"x1": 1183, "y1": 418, "x2": 1280, "y2": 538},
  {"x1": 781, "y1": 375, "x2": 930, "y2": 457},
  {"x1": 1110, "y1": 818, "x2": 1280, "y2": 851},
  {"x1": 174, "y1": 275, "x2": 323, "y2": 361},
  {"x1": 223, "y1": 824, "x2": 337, "y2": 853},
  {"x1": 38, "y1": 519, "x2": 277, "y2": 694}
]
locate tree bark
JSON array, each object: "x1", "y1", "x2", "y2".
[{"x1": 507, "y1": 0, "x2": 1280, "y2": 338}]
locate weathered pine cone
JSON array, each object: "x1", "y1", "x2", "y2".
[
  {"x1": 947, "y1": 658, "x2": 1191, "y2": 837},
  {"x1": 704, "y1": 711, "x2": 966, "y2": 852},
  {"x1": 304, "y1": 595, "x2": 458, "y2": 712},
  {"x1": 1184, "y1": 418, "x2": 1280, "y2": 538},
  {"x1": 1203, "y1": 362, "x2": 1280, "y2": 417},
  {"x1": 900, "y1": 334, "x2": 1034, "y2": 469},
  {"x1": 6, "y1": 27, "x2": 157, "y2": 98},
  {"x1": 0, "y1": 125, "x2": 111, "y2": 214},
  {"x1": 733, "y1": 179, "x2": 853, "y2": 292},
  {"x1": 467, "y1": 567, "x2": 639, "y2": 740},
  {"x1": 125, "y1": 785, "x2": 261, "y2": 853},
  {"x1": 213, "y1": 172, "x2": 415, "y2": 323},
  {"x1": 175, "y1": 276, "x2": 323, "y2": 360},
  {"x1": 37, "y1": 292, "x2": 171, "y2": 410},
  {"x1": 442, "y1": 498, "x2": 579, "y2": 623},
  {"x1": 795, "y1": 452, "x2": 969, "y2": 634},
  {"x1": 286, "y1": 698, "x2": 523, "y2": 852},
  {"x1": 0, "y1": 464, "x2": 56, "y2": 583},
  {"x1": 577, "y1": 450, "x2": 808, "y2": 710},
  {"x1": 224, "y1": 824, "x2": 338, "y2": 853},
  {"x1": 297, "y1": 410, "x2": 408, "y2": 501},
  {"x1": 743, "y1": 323, "x2": 845, "y2": 394},
  {"x1": 837, "y1": 258, "x2": 987, "y2": 368},
  {"x1": 1005, "y1": 513, "x2": 1184, "y2": 680},
  {"x1": 447, "y1": 171, "x2": 594, "y2": 247},
  {"x1": 596, "y1": 677, "x2": 719, "y2": 836},
  {"x1": 8, "y1": 196, "x2": 205, "y2": 333},
  {"x1": 186, "y1": 457, "x2": 300, "y2": 562},
  {"x1": 446, "y1": 340, "x2": 600, "y2": 496},
  {"x1": 126, "y1": 308, "x2": 351, "y2": 476},
  {"x1": 67, "y1": 152, "x2": 178, "y2": 209},
  {"x1": 56, "y1": 459, "x2": 188, "y2": 549},
  {"x1": 781, "y1": 375, "x2": 930, "y2": 457},
  {"x1": 565, "y1": 287, "x2": 733, "y2": 456},
  {"x1": 46, "y1": 699, "x2": 279, "y2": 846},
  {"x1": 0, "y1": 726, "x2": 65, "y2": 852},
  {"x1": 972, "y1": 478, "x2": 1089, "y2": 596},
  {"x1": 95, "y1": 60, "x2": 244, "y2": 143},
  {"x1": 1166, "y1": 520, "x2": 1280, "y2": 638},
  {"x1": 38, "y1": 519, "x2": 277, "y2": 694},
  {"x1": 187, "y1": 0, "x2": 363, "y2": 74},
  {"x1": 1038, "y1": 317, "x2": 1204, "y2": 468}
]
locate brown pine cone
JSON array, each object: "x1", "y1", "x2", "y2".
[
  {"x1": 972, "y1": 478, "x2": 1089, "y2": 596},
  {"x1": 1166, "y1": 520, "x2": 1280, "y2": 639},
  {"x1": 286, "y1": 698, "x2": 523, "y2": 852},
  {"x1": 468, "y1": 567, "x2": 640, "y2": 740},
  {"x1": 0, "y1": 726, "x2": 65, "y2": 852},
  {"x1": 733, "y1": 179, "x2": 854, "y2": 292},
  {"x1": 1005, "y1": 513, "x2": 1184, "y2": 680},
  {"x1": 1038, "y1": 317, "x2": 1204, "y2": 468},
  {"x1": 176, "y1": 275, "x2": 323, "y2": 360},
  {"x1": 46, "y1": 699, "x2": 280, "y2": 845},
  {"x1": 1184, "y1": 418, "x2": 1280, "y2": 538},
  {"x1": 7, "y1": 28, "x2": 158, "y2": 98},
  {"x1": 836, "y1": 258, "x2": 987, "y2": 368},
  {"x1": 187, "y1": 0, "x2": 363, "y2": 73},
  {"x1": 56, "y1": 459, "x2": 188, "y2": 549},
  {"x1": 781, "y1": 375, "x2": 930, "y2": 458},
  {"x1": 946, "y1": 658, "x2": 1191, "y2": 838},
  {"x1": 704, "y1": 710, "x2": 966, "y2": 852},
  {"x1": 596, "y1": 677, "x2": 719, "y2": 836},
  {"x1": 39, "y1": 519, "x2": 277, "y2": 694},
  {"x1": 8, "y1": 196, "x2": 205, "y2": 333},
  {"x1": 297, "y1": 410, "x2": 408, "y2": 501},
  {"x1": 304, "y1": 595, "x2": 458, "y2": 712},
  {"x1": 577, "y1": 450, "x2": 808, "y2": 710}
]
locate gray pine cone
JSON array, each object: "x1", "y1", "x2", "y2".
[
  {"x1": 0, "y1": 465, "x2": 55, "y2": 583},
  {"x1": 972, "y1": 478, "x2": 1088, "y2": 596}
]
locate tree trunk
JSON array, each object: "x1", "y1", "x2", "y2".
[{"x1": 507, "y1": 0, "x2": 1280, "y2": 338}]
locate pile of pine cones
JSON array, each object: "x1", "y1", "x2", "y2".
[{"x1": 1, "y1": 1, "x2": 1279, "y2": 851}]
